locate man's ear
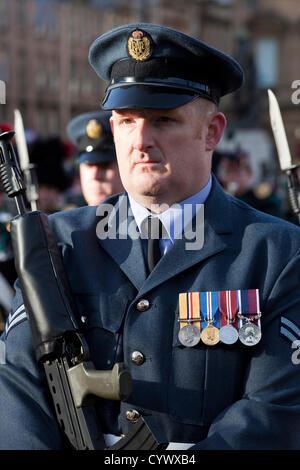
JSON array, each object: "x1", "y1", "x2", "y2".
[
  {"x1": 110, "y1": 115, "x2": 114, "y2": 135},
  {"x1": 205, "y1": 112, "x2": 227, "y2": 152}
]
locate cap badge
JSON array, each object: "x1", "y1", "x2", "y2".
[
  {"x1": 128, "y1": 29, "x2": 151, "y2": 61},
  {"x1": 86, "y1": 119, "x2": 102, "y2": 139}
]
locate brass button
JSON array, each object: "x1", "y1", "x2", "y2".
[
  {"x1": 125, "y1": 409, "x2": 140, "y2": 423},
  {"x1": 136, "y1": 299, "x2": 150, "y2": 311},
  {"x1": 131, "y1": 351, "x2": 145, "y2": 365}
]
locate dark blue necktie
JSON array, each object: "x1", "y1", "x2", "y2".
[{"x1": 147, "y1": 217, "x2": 163, "y2": 273}]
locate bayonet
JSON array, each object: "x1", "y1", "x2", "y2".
[
  {"x1": 268, "y1": 89, "x2": 300, "y2": 223},
  {"x1": 268, "y1": 89, "x2": 294, "y2": 171},
  {"x1": 14, "y1": 109, "x2": 39, "y2": 211}
]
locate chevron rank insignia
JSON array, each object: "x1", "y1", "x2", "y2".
[
  {"x1": 280, "y1": 316, "x2": 300, "y2": 348},
  {"x1": 3, "y1": 304, "x2": 27, "y2": 339}
]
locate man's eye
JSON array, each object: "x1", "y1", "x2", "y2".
[
  {"x1": 120, "y1": 118, "x2": 133, "y2": 125},
  {"x1": 157, "y1": 116, "x2": 173, "y2": 123}
]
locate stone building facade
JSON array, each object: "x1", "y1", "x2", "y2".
[{"x1": 0, "y1": 0, "x2": 299, "y2": 159}]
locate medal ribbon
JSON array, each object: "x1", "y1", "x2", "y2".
[
  {"x1": 219, "y1": 290, "x2": 238, "y2": 328},
  {"x1": 179, "y1": 292, "x2": 201, "y2": 331},
  {"x1": 238, "y1": 289, "x2": 261, "y2": 329},
  {"x1": 201, "y1": 291, "x2": 219, "y2": 329}
]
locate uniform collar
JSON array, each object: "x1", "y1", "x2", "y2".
[{"x1": 128, "y1": 174, "x2": 212, "y2": 242}]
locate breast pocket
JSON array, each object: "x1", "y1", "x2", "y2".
[
  {"x1": 74, "y1": 291, "x2": 128, "y2": 370},
  {"x1": 168, "y1": 312, "x2": 247, "y2": 426}
]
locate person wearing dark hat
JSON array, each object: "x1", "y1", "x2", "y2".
[
  {"x1": 1, "y1": 23, "x2": 300, "y2": 451},
  {"x1": 217, "y1": 150, "x2": 284, "y2": 219},
  {"x1": 67, "y1": 110, "x2": 123, "y2": 206},
  {"x1": 29, "y1": 136, "x2": 72, "y2": 213}
]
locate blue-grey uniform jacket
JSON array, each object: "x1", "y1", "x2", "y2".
[{"x1": 1, "y1": 176, "x2": 300, "y2": 450}]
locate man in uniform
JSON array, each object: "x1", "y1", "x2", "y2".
[
  {"x1": 1, "y1": 23, "x2": 300, "y2": 450},
  {"x1": 67, "y1": 110, "x2": 124, "y2": 206}
]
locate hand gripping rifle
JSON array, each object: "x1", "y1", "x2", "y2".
[
  {"x1": 268, "y1": 89, "x2": 300, "y2": 224},
  {"x1": 0, "y1": 131, "x2": 164, "y2": 450}
]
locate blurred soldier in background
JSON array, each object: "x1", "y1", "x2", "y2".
[
  {"x1": 67, "y1": 110, "x2": 123, "y2": 206},
  {"x1": 28, "y1": 136, "x2": 72, "y2": 214},
  {"x1": 216, "y1": 149, "x2": 284, "y2": 219}
]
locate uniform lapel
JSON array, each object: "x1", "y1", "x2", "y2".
[{"x1": 97, "y1": 193, "x2": 147, "y2": 290}]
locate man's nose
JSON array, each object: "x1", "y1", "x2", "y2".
[
  {"x1": 92, "y1": 164, "x2": 105, "y2": 180},
  {"x1": 133, "y1": 120, "x2": 155, "y2": 151}
]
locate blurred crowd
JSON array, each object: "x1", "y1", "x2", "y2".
[{"x1": 0, "y1": 117, "x2": 299, "y2": 330}]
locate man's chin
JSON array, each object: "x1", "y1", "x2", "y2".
[
  {"x1": 138, "y1": 182, "x2": 164, "y2": 198},
  {"x1": 135, "y1": 175, "x2": 166, "y2": 195},
  {"x1": 87, "y1": 192, "x2": 108, "y2": 206}
]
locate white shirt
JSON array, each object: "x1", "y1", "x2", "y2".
[{"x1": 128, "y1": 174, "x2": 212, "y2": 257}]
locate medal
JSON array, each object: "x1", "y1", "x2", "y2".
[
  {"x1": 238, "y1": 322, "x2": 261, "y2": 346},
  {"x1": 200, "y1": 323, "x2": 220, "y2": 345},
  {"x1": 178, "y1": 292, "x2": 201, "y2": 347},
  {"x1": 237, "y1": 289, "x2": 262, "y2": 346},
  {"x1": 218, "y1": 290, "x2": 239, "y2": 345},
  {"x1": 219, "y1": 324, "x2": 239, "y2": 344},
  {"x1": 178, "y1": 323, "x2": 201, "y2": 347},
  {"x1": 200, "y1": 291, "x2": 220, "y2": 346}
]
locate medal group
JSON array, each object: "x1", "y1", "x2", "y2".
[{"x1": 178, "y1": 289, "x2": 262, "y2": 347}]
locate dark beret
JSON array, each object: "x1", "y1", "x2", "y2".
[
  {"x1": 67, "y1": 110, "x2": 116, "y2": 164},
  {"x1": 89, "y1": 23, "x2": 244, "y2": 110},
  {"x1": 29, "y1": 137, "x2": 71, "y2": 191}
]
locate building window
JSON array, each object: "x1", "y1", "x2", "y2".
[
  {"x1": 0, "y1": 50, "x2": 9, "y2": 83},
  {"x1": 0, "y1": 0, "x2": 9, "y2": 31},
  {"x1": 35, "y1": 69, "x2": 47, "y2": 90},
  {"x1": 16, "y1": 0, "x2": 27, "y2": 29},
  {"x1": 34, "y1": 0, "x2": 58, "y2": 38},
  {"x1": 254, "y1": 38, "x2": 278, "y2": 88},
  {"x1": 214, "y1": 0, "x2": 233, "y2": 4},
  {"x1": 18, "y1": 52, "x2": 27, "y2": 91},
  {"x1": 48, "y1": 109, "x2": 59, "y2": 134},
  {"x1": 49, "y1": 60, "x2": 59, "y2": 92},
  {"x1": 68, "y1": 61, "x2": 80, "y2": 94}
]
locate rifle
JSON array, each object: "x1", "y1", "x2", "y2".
[
  {"x1": 14, "y1": 109, "x2": 39, "y2": 211},
  {"x1": 0, "y1": 130, "x2": 165, "y2": 450},
  {"x1": 268, "y1": 89, "x2": 300, "y2": 224}
]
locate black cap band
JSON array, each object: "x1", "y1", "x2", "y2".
[
  {"x1": 102, "y1": 77, "x2": 219, "y2": 110},
  {"x1": 102, "y1": 85, "x2": 202, "y2": 110}
]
